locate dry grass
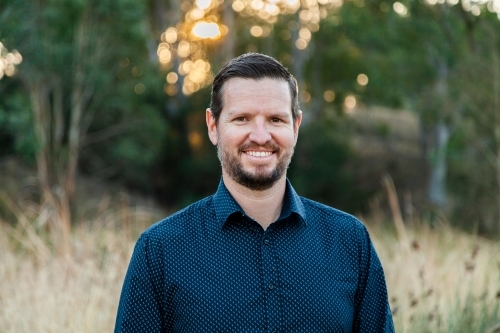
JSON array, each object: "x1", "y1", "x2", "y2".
[
  {"x1": 1, "y1": 193, "x2": 500, "y2": 332},
  {"x1": 370, "y1": 222, "x2": 500, "y2": 332},
  {"x1": 0, "y1": 195, "x2": 162, "y2": 333}
]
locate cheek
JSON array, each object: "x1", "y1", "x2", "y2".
[
  {"x1": 274, "y1": 131, "x2": 297, "y2": 147},
  {"x1": 223, "y1": 129, "x2": 248, "y2": 144}
]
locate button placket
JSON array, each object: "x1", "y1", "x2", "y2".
[{"x1": 261, "y1": 230, "x2": 281, "y2": 333}]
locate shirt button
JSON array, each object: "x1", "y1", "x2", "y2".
[
  {"x1": 263, "y1": 239, "x2": 269, "y2": 245},
  {"x1": 268, "y1": 283, "x2": 275, "y2": 290}
]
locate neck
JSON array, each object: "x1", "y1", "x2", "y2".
[{"x1": 222, "y1": 171, "x2": 286, "y2": 230}]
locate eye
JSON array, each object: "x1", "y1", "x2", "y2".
[
  {"x1": 234, "y1": 116, "x2": 247, "y2": 122},
  {"x1": 270, "y1": 118, "x2": 282, "y2": 123}
]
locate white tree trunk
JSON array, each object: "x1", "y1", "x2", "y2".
[{"x1": 428, "y1": 120, "x2": 450, "y2": 207}]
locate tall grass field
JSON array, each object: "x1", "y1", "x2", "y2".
[{"x1": 1, "y1": 195, "x2": 499, "y2": 332}]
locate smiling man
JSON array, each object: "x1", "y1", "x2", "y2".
[{"x1": 115, "y1": 53, "x2": 394, "y2": 333}]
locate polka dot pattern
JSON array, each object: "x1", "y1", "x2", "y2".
[{"x1": 115, "y1": 179, "x2": 394, "y2": 332}]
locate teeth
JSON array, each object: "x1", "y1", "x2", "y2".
[{"x1": 246, "y1": 151, "x2": 272, "y2": 157}]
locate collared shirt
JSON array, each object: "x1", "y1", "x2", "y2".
[{"x1": 115, "y1": 180, "x2": 394, "y2": 333}]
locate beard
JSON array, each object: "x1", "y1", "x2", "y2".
[{"x1": 217, "y1": 141, "x2": 295, "y2": 191}]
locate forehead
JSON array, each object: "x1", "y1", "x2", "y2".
[{"x1": 221, "y1": 77, "x2": 292, "y2": 114}]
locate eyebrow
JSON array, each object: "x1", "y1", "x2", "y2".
[
  {"x1": 271, "y1": 112, "x2": 292, "y2": 119},
  {"x1": 226, "y1": 111, "x2": 292, "y2": 119}
]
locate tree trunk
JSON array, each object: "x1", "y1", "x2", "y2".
[
  {"x1": 222, "y1": 1, "x2": 235, "y2": 63},
  {"x1": 492, "y1": 37, "x2": 500, "y2": 229},
  {"x1": 67, "y1": 14, "x2": 88, "y2": 204},
  {"x1": 291, "y1": 14, "x2": 305, "y2": 91},
  {"x1": 168, "y1": 0, "x2": 186, "y2": 114},
  {"x1": 427, "y1": 60, "x2": 450, "y2": 208},
  {"x1": 428, "y1": 119, "x2": 450, "y2": 207},
  {"x1": 29, "y1": 80, "x2": 51, "y2": 192},
  {"x1": 28, "y1": 78, "x2": 72, "y2": 256}
]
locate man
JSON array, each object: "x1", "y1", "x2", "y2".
[{"x1": 115, "y1": 53, "x2": 394, "y2": 332}]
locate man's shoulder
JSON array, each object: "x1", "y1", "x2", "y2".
[
  {"x1": 298, "y1": 196, "x2": 372, "y2": 254},
  {"x1": 299, "y1": 196, "x2": 366, "y2": 232},
  {"x1": 140, "y1": 195, "x2": 214, "y2": 241}
]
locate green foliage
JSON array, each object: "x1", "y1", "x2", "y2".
[
  {"x1": 0, "y1": 0, "x2": 166, "y2": 193},
  {"x1": 289, "y1": 118, "x2": 368, "y2": 213},
  {"x1": 154, "y1": 88, "x2": 221, "y2": 206},
  {"x1": 0, "y1": 88, "x2": 37, "y2": 161}
]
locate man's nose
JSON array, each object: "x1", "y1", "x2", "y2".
[{"x1": 248, "y1": 120, "x2": 271, "y2": 145}]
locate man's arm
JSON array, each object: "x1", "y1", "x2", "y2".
[
  {"x1": 115, "y1": 234, "x2": 164, "y2": 333},
  {"x1": 352, "y1": 226, "x2": 395, "y2": 333}
]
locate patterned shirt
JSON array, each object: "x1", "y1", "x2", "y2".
[{"x1": 115, "y1": 179, "x2": 394, "y2": 332}]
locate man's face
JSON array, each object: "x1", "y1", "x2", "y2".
[{"x1": 206, "y1": 77, "x2": 302, "y2": 191}]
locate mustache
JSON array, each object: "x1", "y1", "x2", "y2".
[{"x1": 238, "y1": 142, "x2": 281, "y2": 152}]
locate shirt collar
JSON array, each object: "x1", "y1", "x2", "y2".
[{"x1": 212, "y1": 178, "x2": 307, "y2": 230}]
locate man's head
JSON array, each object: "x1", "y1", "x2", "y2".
[
  {"x1": 209, "y1": 53, "x2": 300, "y2": 125},
  {"x1": 206, "y1": 53, "x2": 302, "y2": 191}
]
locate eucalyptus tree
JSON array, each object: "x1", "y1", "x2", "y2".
[{"x1": 0, "y1": 0, "x2": 164, "y2": 246}]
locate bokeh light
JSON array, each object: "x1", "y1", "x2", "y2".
[
  {"x1": 119, "y1": 58, "x2": 129, "y2": 68},
  {"x1": 295, "y1": 39, "x2": 308, "y2": 50},
  {"x1": 393, "y1": 2, "x2": 408, "y2": 16},
  {"x1": 279, "y1": 30, "x2": 291, "y2": 40},
  {"x1": 167, "y1": 72, "x2": 178, "y2": 84},
  {"x1": 164, "y1": 28, "x2": 178, "y2": 43},
  {"x1": 157, "y1": 0, "x2": 226, "y2": 95},
  {"x1": 188, "y1": 131, "x2": 203, "y2": 149},
  {"x1": 250, "y1": 26, "x2": 264, "y2": 37},
  {"x1": 164, "y1": 83, "x2": 179, "y2": 96},
  {"x1": 0, "y1": 43, "x2": 22, "y2": 80},
  {"x1": 156, "y1": 0, "x2": 500, "y2": 97},
  {"x1": 157, "y1": 0, "x2": 352, "y2": 97},
  {"x1": 195, "y1": 0, "x2": 212, "y2": 10},
  {"x1": 324, "y1": 90, "x2": 335, "y2": 102},
  {"x1": 299, "y1": 91, "x2": 311, "y2": 103},
  {"x1": 134, "y1": 83, "x2": 145, "y2": 94},
  {"x1": 132, "y1": 66, "x2": 143, "y2": 77},
  {"x1": 192, "y1": 22, "x2": 222, "y2": 39},
  {"x1": 357, "y1": 73, "x2": 368, "y2": 86},
  {"x1": 344, "y1": 95, "x2": 356, "y2": 109}
]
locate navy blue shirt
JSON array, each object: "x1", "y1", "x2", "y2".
[{"x1": 115, "y1": 180, "x2": 394, "y2": 332}]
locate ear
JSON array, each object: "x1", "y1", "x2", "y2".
[
  {"x1": 294, "y1": 110, "x2": 303, "y2": 141},
  {"x1": 206, "y1": 108, "x2": 218, "y2": 145}
]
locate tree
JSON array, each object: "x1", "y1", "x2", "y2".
[{"x1": 0, "y1": 0, "x2": 164, "y2": 252}]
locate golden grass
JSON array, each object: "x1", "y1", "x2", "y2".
[
  {"x1": 369, "y1": 222, "x2": 500, "y2": 332},
  {"x1": 1, "y1": 196, "x2": 499, "y2": 332},
  {"x1": 0, "y1": 196, "x2": 161, "y2": 333}
]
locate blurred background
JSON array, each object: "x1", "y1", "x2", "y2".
[{"x1": 1, "y1": 0, "x2": 500, "y2": 332}]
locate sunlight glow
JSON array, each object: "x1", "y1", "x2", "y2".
[
  {"x1": 192, "y1": 22, "x2": 221, "y2": 39},
  {"x1": 0, "y1": 43, "x2": 22, "y2": 80},
  {"x1": 195, "y1": 0, "x2": 212, "y2": 10},
  {"x1": 156, "y1": 0, "x2": 500, "y2": 98}
]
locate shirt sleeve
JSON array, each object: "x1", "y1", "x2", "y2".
[
  {"x1": 115, "y1": 234, "x2": 164, "y2": 333},
  {"x1": 352, "y1": 225, "x2": 395, "y2": 333}
]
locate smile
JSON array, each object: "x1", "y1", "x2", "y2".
[{"x1": 244, "y1": 151, "x2": 274, "y2": 157}]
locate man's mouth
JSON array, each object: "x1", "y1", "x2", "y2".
[{"x1": 244, "y1": 151, "x2": 274, "y2": 157}]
